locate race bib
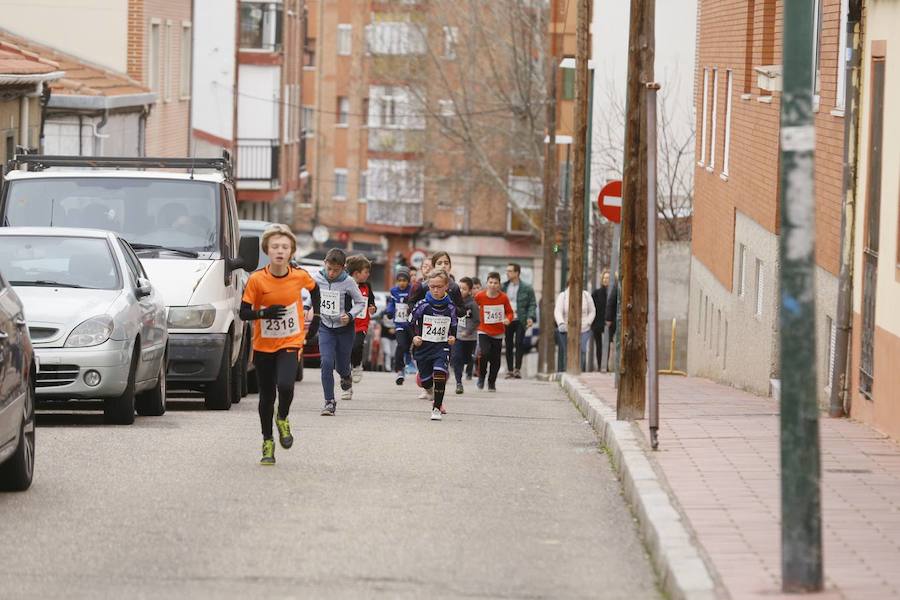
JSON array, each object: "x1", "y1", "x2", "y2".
[
  {"x1": 457, "y1": 315, "x2": 467, "y2": 330},
  {"x1": 320, "y1": 289, "x2": 341, "y2": 317},
  {"x1": 394, "y1": 302, "x2": 409, "y2": 323},
  {"x1": 422, "y1": 314, "x2": 451, "y2": 343},
  {"x1": 483, "y1": 304, "x2": 504, "y2": 325},
  {"x1": 261, "y1": 303, "x2": 300, "y2": 338}
]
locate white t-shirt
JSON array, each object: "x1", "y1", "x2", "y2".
[{"x1": 507, "y1": 282, "x2": 519, "y2": 319}]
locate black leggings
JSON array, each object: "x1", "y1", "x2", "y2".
[
  {"x1": 505, "y1": 320, "x2": 527, "y2": 371},
  {"x1": 254, "y1": 349, "x2": 298, "y2": 439},
  {"x1": 351, "y1": 331, "x2": 366, "y2": 368},
  {"x1": 477, "y1": 335, "x2": 503, "y2": 387},
  {"x1": 393, "y1": 329, "x2": 412, "y2": 373},
  {"x1": 452, "y1": 339, "x2": 477, "y2": 384}
]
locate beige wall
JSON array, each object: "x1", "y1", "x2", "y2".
[
  {"x1": 0, "y1": 0, "x2": 129, "y2": 73},
  {"x1": 0, "y1": 95, "x2": 42, "y2": 155}
]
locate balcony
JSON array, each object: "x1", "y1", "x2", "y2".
[
  {"x1": 366, "y1": 199, "x2": 423, "y2": 228},
  {"x1": 367, "y1": 128, "x2": 424, "y2": 154},
  {"x1": 236, "y1": 138, "x2": 280, "y2": 189}
]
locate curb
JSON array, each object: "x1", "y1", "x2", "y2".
[{"x1": 559, "y1": 374, "x2": 722, "y2": 600}]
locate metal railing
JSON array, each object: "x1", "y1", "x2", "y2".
[
  {"x1": 367, "y1": 128, "x2": 424, "y2": 153},
  {"x1": 366, "y1": 199, "x2": 422, "y2": 227},
  {"x1": 236, "y1": 138, "x2": 279, "y2": 184}
]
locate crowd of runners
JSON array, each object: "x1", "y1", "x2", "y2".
[{"x1": 240, "y1": 223, "x2": 538, "y2": 465}]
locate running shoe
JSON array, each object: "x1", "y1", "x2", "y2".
[
  {"x1": 275, "y1": 418, "x2": 294, "y2": 449},
  {"x1": 395, "y1": 373, "x2": 405, "y2": 385},
  {"x1": 431, "y1": 408, "x2": 442, "y2": 421},
  {"x1": 504, "y1": 371, "x2": 515, "y2": 379},
  {"x1": 260, "y1": 439, "x2": 276, "y2": 465},
  {"x1": 352, "y1": 365, "x2": 363, "y2": 383},
  {"x1": 321, "y1": 402, "x2": 336, "y2": 416},
  {"x1": 418, "y1": 388, "x2": 429, "y2": 400},
  {"x1": 455, "y1": 382, "x2": 464, "y2": 394},
  {"x1": 488, "y1": 385, "x2": 497, "y2": 393},
  {"x1": 476, "y1": 378, "x2": 485, "y2": 390},
  {"x1": 513, "y1": 369, "x2": 522, "y2": 379},
  {"x1": 341, "y1": 386, "x2": 353, "y2": 401},
  {"x1": 340, "y1": 377, "x2": 353, "y2": 401}
]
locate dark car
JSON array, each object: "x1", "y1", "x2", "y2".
[{"x1": 0, "y1": 269, "x2": 36, "y2": 491}]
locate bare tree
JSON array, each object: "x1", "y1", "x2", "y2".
[{"x1": 592, "y1": 74, "x2": 695, "y2": 241}]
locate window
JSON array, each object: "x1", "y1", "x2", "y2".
[
  {"x1": 302, "y1": 106, "x2": 314, "y2": 136},
  {"x1": 507, "y1": 175, "x2": 543, "y2": 234},
  {"x1": 737, "y1": 243, "x2": 746, "y2": 297},
  {"x1": 836, "y1": 0, "x2": 849, "y2": 110},
  {"x1": 699, "y1": 68, "x2": 709, "y2": 166},
  {"x1": 365, "y1": 21, "x2": 426, "y2": 55},
  {"x1": 367, "y1": 86, "x2": 424, "y2": 129},
  {"x1": 337, "y1": 24, "x2": 352, "y2": 56},
  {"x1": 443, "y1": 26, "x2": 459, "y2": 59},
  {"x1": 337, "y1": 97, "x2": 349, "y2": 126},
  {"x1": 149, "y1": 21, "x2": 161, "y2": 92},
  {"x1": 164, "y1": 20, "x2": 172, "y2": 102},
  {"x1": 240, "y1": 2, "x2": 283, "y2": 51},
  {"x1": 562, "y1": 62, "x2": 575, "y2": 101},
  {"x1": 334, "y1": 169, "x2": 348, "y2": 199},
  {"x1": 180, "y1": 23, "x2": 192, "y2": 99},
  {"x1": 813, "y1": 0, "x2": 823, "y2": 104},
  {"x1": 359, "y1": 170, "x2": 367, "y2": 200},
  {"x1": 755, "y1": 258, "x2": 764, "y2": 316},
  {"x1": 438, "y1": 99, "x2": 455, "y2": 118},
  {"x1": 709, "y1": 68, "x2": 718, "y2": 169},
  {"x1": 723, "y1": 69, "x2": 733, "y2": 177}
]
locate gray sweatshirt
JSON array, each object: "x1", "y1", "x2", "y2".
[
  {"x1": 456, "y1": 295, "x2": 480, "y2": 341},
  {"x1": 312, "y1": 269, "x2": 367, "y2": 330}
]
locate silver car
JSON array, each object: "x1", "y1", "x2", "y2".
[{"x1": 0, "y1": 228, "x2": 168, "y2": 425}]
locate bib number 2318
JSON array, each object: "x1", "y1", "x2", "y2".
[
  {"x1": 320, "y1": 290, "x2": 341, "y2": 317},
  {"x1": 261, "y1": 303, "x2": 300, "y2": 338},
  {"x1": 422, "y1": 315, "x2": 451, "y2": 343}
]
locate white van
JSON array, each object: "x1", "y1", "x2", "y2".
[{"x1": 0, "y1": 154, "x2": 259, "y2": 409}]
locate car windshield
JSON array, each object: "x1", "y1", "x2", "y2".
[
  {"x1": 0, "y1": 236, "x2": 120, "y2": 290},
  {"x1": 4, "y1": 178, "x2": 220, "y2": 256}
]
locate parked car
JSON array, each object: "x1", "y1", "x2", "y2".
[
  {"x1": 0, "y1": 269, "x2": 36, "y2": 491},
  {"x1": 0, "y1": 228, "x2": 168, "y2": 425},
  {"x1": 0, "y1": 153, "x2": 259, "y2": 410}
]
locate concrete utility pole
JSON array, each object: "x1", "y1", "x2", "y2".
[
  {"x1": 539, "y1": 0, "x2": 560, "y2": 375},
  {"x1": 564, "y1": 0, "x2": 591, "y2": 374},
  {"x1": 616, "y1": 0, "x2": 654, "y2": 420},
  {"x1": 779, "y1": 0, "x2": 823, "y2": 592}
]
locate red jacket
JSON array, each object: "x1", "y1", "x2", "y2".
[
  {"x1": 474, "y1": 290, "x2": 515, "y2": 337},
  {"x1": 355, "y1": 282, "x2": 377, "y2": 333}
]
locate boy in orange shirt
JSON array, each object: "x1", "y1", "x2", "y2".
[
  {"x1": 473, "y1": 271, "x2": 514, "y2": 392},
  {"x1": 241, "y1": 224, "x2": 320, "y2": 465}
]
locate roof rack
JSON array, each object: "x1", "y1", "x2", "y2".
[{"x1": 5, "y1": 149, "x2": 233, "y2": 181}]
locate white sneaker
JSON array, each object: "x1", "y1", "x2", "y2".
[
  {"x1": 341, "y1": 387, "x2": 353, "y2": 401},
  {"x1": 352, "y1": 365, "x2": 363, "y2": 383},
  {"x1": 431, "y1": 408, "x2": 442, "y2": 421},
  {"x1": 418, "y1": 388, "x2": 429, "y2": 400}
]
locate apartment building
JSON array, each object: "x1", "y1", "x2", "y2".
[
  {"x1": 2, "y1": 0, "x2": 191, "y2": 157},
  {"x1": 300, "y1": 0, "x2": 575, "y2": 292},
  {"x1": 688, "y1": 0, "x2": 849, "y2": 403},
  {"x1": 850, "y1": 0, "x2": 900, "y2": 440}
]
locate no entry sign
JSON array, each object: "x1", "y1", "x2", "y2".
[{"x1": 597, "y1": 180, "x2": 623, "y2": 224}]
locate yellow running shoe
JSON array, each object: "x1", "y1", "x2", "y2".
[
  {"x1": 275, "y1": 418, "x2": 294, "y2": 449},
  {"x1": 260, "y1": 439, "x2": 276, "y2": 465}
]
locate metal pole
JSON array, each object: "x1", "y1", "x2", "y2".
[
  {"x1": 646, "y1": 84, "x2": 659, "y2": 450},
  {"x1": 779, "y1": 0, "x2": 823, "y2": 591}
]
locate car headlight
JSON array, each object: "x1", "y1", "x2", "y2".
[
  {"x1": 65, "y1": 316, "x2": 114, "y2": 348},
  {"x1": 167, "y1": 305, "x2": 216, "y2": 329}
]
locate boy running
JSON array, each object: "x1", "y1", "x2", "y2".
[
  {"x1": 385, "y1": 267, "x2": 413, "y2": 385},
  {"x1": 313, "y1": 248, "x2": 367, "y2": 415},
  {"x1": 240, "y1": 224, "x2": 320, "y2": 465},
  {"x1": 347, "y1": 254, "x2": 377, "y2": 384},
  {"x1": 411, "y1": 270, "x2": 457, "y2": 421},
  {"x1": 474, "y1": 272, "x2": 514, "y2": 392},
  {"x1": 451, "y1": 276, "x2": 479, "y2": 394}
]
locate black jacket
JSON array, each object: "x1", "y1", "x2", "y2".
[
  {"x1": 591, "y1": 285, "x2": 608, "y2": 332},
  {"x1": 605, "y1": 281, "x2": 619, "y2": 336}
]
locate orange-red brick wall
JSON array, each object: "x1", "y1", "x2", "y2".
[{"x1": 693, "y1": 0, "x2": 845, "y2": 291}]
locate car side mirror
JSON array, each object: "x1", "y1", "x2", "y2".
[
  {"x1": 136, "y1": 277, "x2": 152, "y2": 299},
  {"x1": 229, "y1": 236, "x2": 260, "y2": 273}
]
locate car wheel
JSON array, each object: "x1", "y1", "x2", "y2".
[
  {"x1": 106, "y1": 346, "x2": 137, "y2": 425},
  {"x1": 204, "y1": 336, "x2": 233, "y2": 410},
  {"x1": 0, "y1": 378, "x2": 35, "y2": 492},
  {"x1": 136, "y1": 349, "x2": 167, "y2": 417}
]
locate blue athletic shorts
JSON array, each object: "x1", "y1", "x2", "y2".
[{"x1": 416, "y1": 343, "x2": 450, "y2": 382}]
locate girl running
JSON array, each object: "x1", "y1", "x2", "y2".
[{"x1": 240, "y1": 224, "x2": 320, "y2": 465}]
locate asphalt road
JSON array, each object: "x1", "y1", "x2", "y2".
[{"x1": 0, "y1": 370, "x2": 661, "y2": 599}]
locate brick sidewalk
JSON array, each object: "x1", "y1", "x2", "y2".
[{"x1": 580, "y1": 373, "x2": 900, "y2": 600}]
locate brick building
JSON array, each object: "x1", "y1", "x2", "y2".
[
  {"x1": 2, "y1": 0, "x2": 191, "y2": 157},
  {"x1": 688, "y1": 0, "x2": 849, "y2": 403},
  {"x1": 298, "y1": 0, "x2": 576, "y2": 292}
]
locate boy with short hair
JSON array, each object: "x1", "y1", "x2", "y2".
[
  {"x1": 313, "y1": 248, "x2": 367, "y2": 415},
  {"x1": 411, "y1": 269, "x2": 457, "y2": 420},
  {"x1": 385, "y1": 267, "x2": 413, "y2": 385},
  {"x1": 474, "y1": 272, "x2": 514, "y2": 392},
  {"x1": 451, "y1": 277, "x2": 479, "y2": 394},
  {"x1": 346, "y1": 254, "x2": 377, "y2": 384}
]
